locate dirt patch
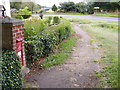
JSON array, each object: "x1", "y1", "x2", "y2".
[{"x1": 24, "y1": 23, "x2": 102, "y2": 88}]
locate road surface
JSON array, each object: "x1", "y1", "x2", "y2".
[{"x1": 32, "y1": 14, "x2": 119, "y2": 22}]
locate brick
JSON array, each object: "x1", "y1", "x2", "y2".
[
  {"x1": 13, "y1": 29, "x2": 18, "y2": 33},
  {"x1": 16, "y1": 33, "x2": 21, "y2": 36}
]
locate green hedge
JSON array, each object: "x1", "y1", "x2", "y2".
[
  {"x1": 53, "y1": 16, "x2": 60, "y2": 25},
  {"x1": 24, "y1": 18, "x2": 72, "y2": 64},
  {"x1": 2, "y1": 49, "x2": 22, "y2": 88},
  {"x1": 25, "y1": 40, "x2": 44, "y2": 62},
  {"x1": 24, "y1": 18, "x2": 48, "y2": 40},
  {"x1": 39, "y1": 29, "x2": 59, "y2": 54}
]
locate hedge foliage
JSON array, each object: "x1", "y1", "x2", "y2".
[
  {"x1": 24, "y1": 18, "x2": 48, "y2": 40},
  {"x1": 25, "y1": 40, "x2": 44, "y2": 61},
  {"x1": 2, "y1": 49, "x2": 22, "y2": 88},
  {"x1": 24, "y1": 17, "x2": 72, "y2": 64}
]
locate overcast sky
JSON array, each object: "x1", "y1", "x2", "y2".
[{"x1": 35, "y1": 0, "x2": 84, "y2": 7}]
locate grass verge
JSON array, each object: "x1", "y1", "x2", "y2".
[
  {"x1": 40, "y1": 36, "x2": 78, "y2": 68},
  {"x1": 92, "y1": 13, "x2": 118, "y2": 18},
  {"x1": 72, "y1": 19, "x2": 118, "y2": 88},
  {"x1": 44, "y1": 12, "x2": 118, "y2": 18}
]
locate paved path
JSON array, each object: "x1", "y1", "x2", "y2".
[
  {"x1": 32, "y1": 14, "x2": 119, "y2": 22},
  {"x1": 24, "y1": 23, "x2": 102, "y2": 88}
]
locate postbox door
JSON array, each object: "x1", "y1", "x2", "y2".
[{"x1": 16, "y1": 39, "x2": 24, "y2": 66}]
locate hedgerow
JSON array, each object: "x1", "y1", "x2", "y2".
[
  {"x1": 2, "y1": 49, "x2": 22, "y2": 88},
  {"x1": 25, "y1": 40, "x2": 44, "y2": 62},
  {"x1": 24, "y1": 17, "x2": 72, "y2": 66}
]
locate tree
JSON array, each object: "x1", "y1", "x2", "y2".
[
  {"x1": 52, "y1": 4, "x2": 57, "y2": 12},
  {"x1": 10, "y1": 2, "x2": 22, "y2": 10},
  {"x1": 92, "y1": 2, "x2": 119, "y2": 12},
  {"x1": 86, "y1": 2, "x2": 94, "y2": 14},
  {"x1": 75, "y1": 2, "x2": 87, "y2": 14},
  {"x1": 10, "y1": 1, "x2": 41, "y2": 13},
  {"x1": 33, "y1": 4, "x2": 41, "y2": 13},
  {"x1": 21, "y1": 2, "x2": 35, "y2": 13},
  {"x1": 59, "y1": 2, "x2": 76, "y2": 12}
]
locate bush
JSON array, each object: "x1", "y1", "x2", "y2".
[
  {"x1": 24, "y1": 18, "x2": 72, "y2": 64},
  {"x1": 24, "y1": 18, "x2": 48, "y2": 40},
  {"x1": 57, "y1": 19, "x2": 71, "y2": 41},
  {"x1": 46, "y1": 16, "x2": 52, "y2": 25},
  {"x1": 17, "y1": 7, "x2": 32, "y2": 15},
  {"x1": 39, "y1": 29, "x2": 59, "y2": 54},
  {"x1": 25, "y1": 40, "x2": 44, "y2": 62},
  {"x1": 16, "y1": 15, "x2": 24, "y2": 20},
  {"x1": 53, "y1": 16, "x2": 60, "y2": 24},
  {"x1": 2, "y1": 49, "x2": 22, "y2": 88}
]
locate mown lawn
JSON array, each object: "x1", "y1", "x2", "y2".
[{"x1": 69, "y1": 18, "x2": 118, "y2": 88}]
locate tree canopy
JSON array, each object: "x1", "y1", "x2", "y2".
[
  {"x1": 59, "y1": 2, "x2": 76, "y2": 12},
  {"x1": 58, "y1": 1, "x2": 119, "y2": 13},
  {"x1": 92, "y1": 2, "x2": 119, "y2": 12},
  {"x1": 52, "y1": 4, "x2": 58, "y2": 12},
  {"x1": 10, "y1": 1, "x2": 41, "y2": 12}
]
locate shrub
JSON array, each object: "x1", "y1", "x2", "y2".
[
  {"x1": 15, "y1": 15, "x2": 24, "y2": 20},
  {"x1": 24, "y1": 18, "x2": 72, "y2": 64},
  {"x1": 57, "y1": 19, "x2": 72, "y2": 41},
  {"x1": 24, "y1": 18, "x2": 48, "y2": 40},
  {"x1": 39, "y1": 29, "x2": 59, "y2": 54},
  {"x1": 25, "y1": 40, "x2": 44, "y2": 62},
  {"x1": 53, "y1": 16, "x2": 60, "y2": 24},
  {"x1": 46, "y1": 16, "x2": 53, "y2": 25},
  {"x1": 2, "y1": 49, "x2": 22, "y2": 88},
  {"x1": 17, "y1": 6, "x2": 32, "y2": 15}
]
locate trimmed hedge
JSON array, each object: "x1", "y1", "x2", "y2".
[
  {"x1": 25, "y1": 40, "x2": 44, "y2": 61},
  {"x1": 24, "y1": 18, "x2": 72, "y2": 64},
  {"x1": 39, "y1": 29, "x2": 59, "y2": 54},
  {"x1": 2, "y1": 49, "x2": 22, "y2": 88},
  {"x1": 53, "y1": 16, "x2": 60, "y2": 25}
]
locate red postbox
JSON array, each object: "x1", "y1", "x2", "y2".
[
  {"x1": 1, "y1": 17, "x2": 26, "y2": 66},
  {"x1": 16, "y1": 35, "x2": 24, "y2": 66}
]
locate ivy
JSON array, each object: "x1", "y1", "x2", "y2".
[{"x1": 2, "y1": 49, "x2": 22, "y2": 88}]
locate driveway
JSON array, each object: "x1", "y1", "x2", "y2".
[{"x1": 32, "y1": 14, "x2": 119, "y2": 22}]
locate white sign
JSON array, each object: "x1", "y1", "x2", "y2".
[{"x1": 0, "y1": 0, "x2": 11, "y2": 17}]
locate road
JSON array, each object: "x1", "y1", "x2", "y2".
[{"x1": 32, "y1": 14, "x2": 119, "y2": 22}]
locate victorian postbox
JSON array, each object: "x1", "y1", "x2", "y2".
[
  {"x1": 1, "y1": 17, "x2": 26, "y2": 66},
  {"x1": 16, "y1": 35, "x2": 24, "y2": 66}
]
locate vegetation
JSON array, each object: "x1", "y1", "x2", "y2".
[
  {"x1": 10, "y1": 1, "x2": 41, "y2": 13},
  {"x1": 92, "y1": 13, "x2": 118, "y2": 18},
  {"x1": 59, "y1": 1, "x2": 119, "y2": 14},
  {"x1": 2, "y1": 50, "x2": 22, "y2": 88},
  {"x1": 53, "y1": 16, "x2": 60, "y2": 24},
  {"x1": 24, "y1": 17, "x2": 73, "y2": 67},
  {"x1": 17, "y1": 7, "x2": 32, "y2": 15},
  {"x1": 25, "y1": 40, "x2": 44, "y2": 64},
  {"x1": 12, "y1": 6, "x2": 32, "y2": 19},
  {"x1": 69, "y1": 18, "x2": 118, "y2": 88},
  {"x1": 93, "y1": 2, "x2": 119, "y2": 12},
  {"x1": 52, "y1": 4, "x2": 58, "y2": 12},
  {"x1": 41, "y1": 37, "x2": 77, "y2": 68}
]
